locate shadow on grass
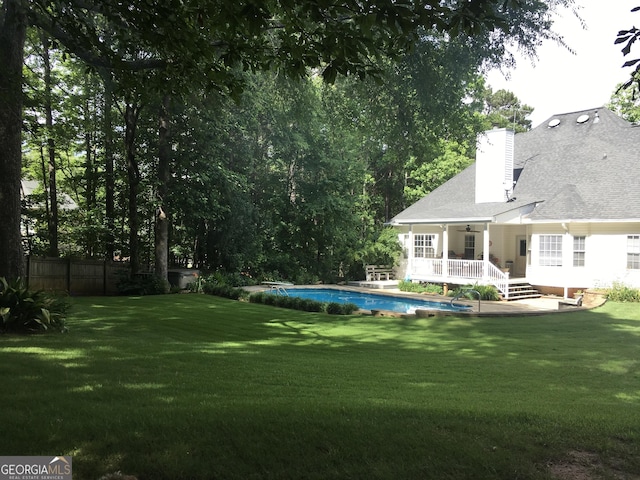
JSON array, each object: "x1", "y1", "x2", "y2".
[{"x1": 1, "y1": 295, "x2": 640, "y2": 479}]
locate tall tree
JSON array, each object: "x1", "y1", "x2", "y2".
[
  {"x1": 155, "y1": 94, "x2": 171, "y2": 290},
  {"x1": 0, "y1": 0, "x2": 576, "y2": 281},
  {"x1": 0, "y1": 0, "x2": 28, "y2": 278},
  {"x1": 482, "y1": 88, "x2": 534, "y2": 132},
  {"x1": 40, "y1": 32, "x2": 59, "y2": 257}
]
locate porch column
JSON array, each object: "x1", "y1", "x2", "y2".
[
  {"x1": 407, "y1": 224, "x2": 413, "y2": 280},
  {"x1": 442, "y1": 225, "x2": 449, "y2": 278},
  {"x1": 483, "y1": 223, "x2": 490, "y2": 280}
]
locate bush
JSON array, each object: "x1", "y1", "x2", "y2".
[
  {"x1": 326, "y1": 302, "x2": 359, "y2": 315},
  {"x1": 248, "y1": 292, "x2": 356, "y2": 315},
  {"x1": 607, "y1": 282, "x2": 640, "y2": 302},
  {"x1": 117, "y1": 274, "x2": 168, "y2": 296},
  {"x1": 203, "y1": 271, "x2": 256, "y2": 288},
  {"x1": 202, "y1": 283, "x2": 247, "y2": 300},
  {"x1": 399, "y1": 280, "x2": 444, "y2": 295},
  {"x1": 450, "y1": 284, "x2": 501, "y2": 301},
  {"x1": 0, "y1": 277, "x2": 70, "y2": 333}
]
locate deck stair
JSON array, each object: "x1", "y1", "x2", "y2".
[{"x1": 505, "y1": 281, "x2": 541, "y2": 301}]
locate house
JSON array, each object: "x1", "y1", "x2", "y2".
[{"x1": 388, "y1": 107, "x2": 640, "y2": 299}]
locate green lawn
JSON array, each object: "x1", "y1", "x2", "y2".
[{"x1": 2, "y1": 295, "x2": 640, "y2": 479}]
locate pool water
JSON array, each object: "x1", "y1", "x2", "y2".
[{"x1": 276, "y1": 288, "x2": 470, "y2": 314}]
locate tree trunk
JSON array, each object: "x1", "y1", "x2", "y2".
[
  {"x1": 83, "y1": 91, "x2": 95, "y2": 256},
  {"x1": 102, "y1": 75, "x2": 115, "y2": 261},
  {"x1": 155, "y1": 94, "x2": 171, "y2": 291},
  {"x1": 0, "y1": 0, "x2": 28, "y2": 281},
  {"x1": 42, "y1": 32, "x2": 59, "y2": 257},
  {"x1": 125, "y1": 102, "x2": 141, "y2": 275}
]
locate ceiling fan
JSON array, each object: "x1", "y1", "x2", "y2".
[{"x1": 457, "y1": 224, "x2": 481, "y2": 233}]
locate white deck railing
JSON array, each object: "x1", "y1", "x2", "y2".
[{"x1": 409, "y1": 258, "x2": 510, "y2": 298}]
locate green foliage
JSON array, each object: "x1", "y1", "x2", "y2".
[
  {"x1": 5, "y1": 1, "x2": 575, "y2": 286},
  {"x1": 608, "y1": 82, "x2": 640, "y2": 123},
  {"x1": 404, "y1": 140, "x2": 474, "y2": 204},
  {"x1": 116, "y1": 274, "x2": 168, "y2": 296},
  {"x1": 202, "y1": 283, "x2": 247, "y2": 301},
  {"x1": 606, "y1": 282, "x2": 640, "y2": 302},
  {"x1": 325, "y1": 301, "x2": 359, "y2": 315},
  {"x1": 200, "y1": 271, "x2": 255, "y2": 288},
  {"x1": 398, "y1": 280, "x2": 444, "y2": 295},
  {"x1": 248, "y1": 292, "x2": 358, "y2": 315},
  {"x1": 450, "y1": 284, "x2": 501, "y2": 301},
  {"x1": 357, "y1": 227, "x2": 403, "y2": 267},
  {"x1": 482, "y1": 88, "x2": 533, "y2": 132},
  {"x1": 0, "y1": 277, "x2": 69, "y2": 333},
  {"x1": 616, "y1": 11, "x2": 640, "y2": 96}
]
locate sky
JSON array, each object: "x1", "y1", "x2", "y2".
[{"x1": 485, "y1": 0, "x2": 638, "y2": 127}]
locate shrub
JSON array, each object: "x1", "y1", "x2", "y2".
[
  {"x1": 0, "y1": 277, "x2": 70, "y2": 333},
  {"x1": 399, "y1": 280, "x2": 444, "y2": 295},
  {"x1": 607, "y1": 282, "x2": 640, "y2": 302},
  {"x1": 202, "y1": 283, "x2": 247, "y2": 300},
  {"x1": 326, "y1": 302, "x2": 359, "y2": 315},
  {"x1": 204, "y1": 271, "x2": 255, "y2": 288},
  {"x1": 117, "y1": 274, "x2": 168, "y2": 295},
  {"x1": 248, "y1": 292, "x2": 266, "y2": 304},
  {"x1": 450, "y1": 284, "x2": 501, "y2": 301},
  {"x1": 248, "y1": 292, "x2": 355, "y2": 315}
]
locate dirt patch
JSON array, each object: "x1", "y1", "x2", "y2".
[{"x1": 547, "y1": 450, "x2": 640, "y2": 480}]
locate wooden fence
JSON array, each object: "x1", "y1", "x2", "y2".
[{"x1": 26, "y1": 257, "x2": 129, "y2": 295}]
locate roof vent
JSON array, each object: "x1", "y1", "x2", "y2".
[
  {"x1": 548, "y1": 118, "x2": 561, "y2": 128},
  {"x1": 577, "y1": 114, "x2": 590, "y2": 124}
]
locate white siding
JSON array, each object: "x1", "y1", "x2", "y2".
[
  {"x1": 527, "y1": 223, "x2": 640, "y2": 289},
  {"x1": 475, "y1": 129, "x2": 514, "y2": 203}
]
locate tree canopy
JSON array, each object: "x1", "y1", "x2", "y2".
[
  {"x1": 1, "y1": 0, "x2": 575, "y2": 282},
  {"x1": 616, "y1": 6, "x2": 640, "y2": 95}
]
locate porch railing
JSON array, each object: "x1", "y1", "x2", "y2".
[{"x1": 409, "y1": 258, "x2": 510, "y2": 299}]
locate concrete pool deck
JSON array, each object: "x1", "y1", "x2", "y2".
[{"x1": 245, "y1": 284, "x2": 607, "y2": 316}]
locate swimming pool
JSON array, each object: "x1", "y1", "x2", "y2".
[{"x1": 275, "y1": 287, "x2": 470, "y2": 314}]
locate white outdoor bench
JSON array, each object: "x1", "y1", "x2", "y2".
[{"x1": 365, "y1": 265, "x2": 395, "y2": 281}]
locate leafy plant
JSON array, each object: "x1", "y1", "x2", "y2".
[
  {"x1": 202, "y1": 271, "x2": 256, "y2": 288},
  {"x1": 248, "y1": 292, "x2": 357, "y2": 315},
  {"x1": 326, "y1": 302, "x2": 359, "y2": 315},
  {"x1": 607, "y1": 282, "x2": 640, "y2": 302},
  {"x1": 116, "y1": 274, "x2": 168, "y2": 296},
  {"x1": 202, "y1": 283, "x2": 247, "y2": 300},
  {"x1": 399, "y1": 280, "x2": 444, "y2": 295},
  {"x1": 450, "y1": 283, "x2": 501, "y2": 301},
  {"x1": 356, "y1": 227, "x2": 403, "y2": 268},
  {"x1": 0, "y1": 277, "x2": 70, "y2": 333}
]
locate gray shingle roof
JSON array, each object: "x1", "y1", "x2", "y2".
[{"x1": 390, "y1": 107, "x2": 640, "y2": 224}]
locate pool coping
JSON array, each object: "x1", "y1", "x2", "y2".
[{"x1": 245, "y1": 284, "x2": 604, "y2": 317}]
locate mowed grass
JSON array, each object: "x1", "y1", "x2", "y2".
[{"x1": 2, "y1": 295, "x2": 640, "y2": 480}]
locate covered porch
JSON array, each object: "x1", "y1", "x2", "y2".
[{"x1": 397, "y1": 222, "x2": 531, "y2": 299}]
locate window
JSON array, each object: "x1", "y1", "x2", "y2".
[
  {"x1": 414, "y1": 234, "x2": 436, "y2": 258},
  {"x1": 539, "y1": 235, "x2": 562, "y2": 266},
  {"x1": 628, "y1": 235, "x2": 640, "y2": 269},
  {"x1": 464, "y1": 235, "x2": 475, "y2": 260},
  {"x1": 573, "y1": 236, "x2": 585, "y2": 267}
]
